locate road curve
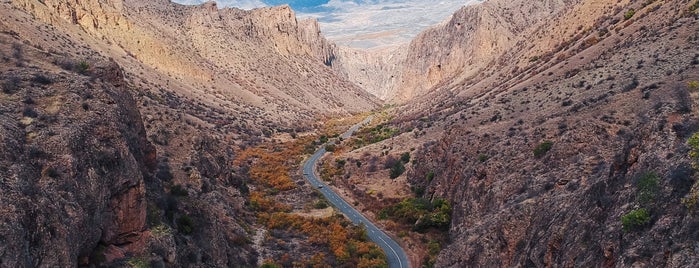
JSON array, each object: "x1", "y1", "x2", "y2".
[{"x1": 302, "y1": 116, "x2": 410, "y2": 268}]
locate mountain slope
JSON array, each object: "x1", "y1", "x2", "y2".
[
  {"x1": 10, "y1": 0, "x2": 377, "y2": 126},
  {"x1": 1, "y1": 0, "x2": 378, "y2": 266},
  {"x1": 395, "y1": 0, "x2": 699, "y2": 266},
  {"x1": 318, "y1": 0, "x2": 699, "y2": 267}
]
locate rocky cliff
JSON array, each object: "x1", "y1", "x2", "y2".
[
  {"x1": 331, "y1": 45, "x2": 405, "y2": 100},
  {"x1": 0, "y1": 37, "x2": 154, "y2": 266}
]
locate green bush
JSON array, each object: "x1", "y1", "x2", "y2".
[
  {"x1": 170, "y1": 184, "x2": 188, "y2": 197},
  {"x1": 177, "y1": 215, "x2": 194, "y2": 234},
  {"x1": 325, "y1": 144, "x2": 336, "y2": 152},
  {"x1": 76, "y1": 60, "x2": 90, "y2": 75},
  {"x1": 412, "y1": 186, "x2": 425, "y2": 196},
  {"x1": 621, "y1": 208, "x2": 650, "y2": 232},
  {"x1": 689, "y1": 81, "x2": 699, "y2": 91},
  {"x1": 319, "y1": 135, "x2": 329, "y2": 144},
  {"x1": 314, "y1": 200, "x2": 329, "y2": 209},
  {"x1": 260, "y1": 263, "x2": 280, "y2": 268},
  {"x1": 683, "y1": 132, "x2": 699, "y2": 209},
  {"x1": 380, "y1": 198, "x2": 451, "y2": 232},
  {"x1": 636, "y1": 172, "x2": 659, "y2": 205},
  {"x1": 426, "y1": 171, "x2": 434, "y2": 182},
  {"x1": 336, "y1": 159, "x2": 346, "y2": 167},
  {"x1": 624, "y1": 9, "x2": 636, "y2": 20},
  {"x1": 127, "y1": 257, "x2": 150, "y2": 268},
  {"x1": 533, "y1": 141, "x2": 553, "y2": 158},
  {"x1": 400, "y1": 152, "x2": 411, "y2": 163},
  {"x1": 389, "y1": 161, "x2": 405, "y2": 179},
  {"x1": 478, "y1": 154, "x2": 489, "y2": 162}
]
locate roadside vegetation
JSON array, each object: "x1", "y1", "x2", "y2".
[
  {"x1": 235, "y1": 121, "x2": 387, "y2": 267},
  {"x1": 318, "y1": 111, "x2": 452, "y2": 268}
]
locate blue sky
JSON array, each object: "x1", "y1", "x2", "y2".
[
  {"x1": 173, "y1": 0, "x2": 480, "y2": 48},
  {"x1": 263, "y1": 0, "x2": 329, "y2": 11}
]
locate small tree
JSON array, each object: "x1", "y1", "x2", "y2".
[
  {"x1": 390, "y1": 161, "x2": 405, "y2": 179},
  {"x1": 624, "y1": 9, "x2": 636, "y2": 20}
]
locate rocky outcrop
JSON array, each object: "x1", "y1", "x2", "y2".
[{"x1": 0, "y1": 40, "x2": 154, "y2": 266}]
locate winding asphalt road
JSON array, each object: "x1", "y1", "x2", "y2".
[{"x1": 302, "y1": 116, "x2": 410, "y2": 268}]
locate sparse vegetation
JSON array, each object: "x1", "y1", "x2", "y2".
[
  {"x1": 624, "y1": 9, "x2": 636, "y2": 20},
  {"x1": 688, "y1": 80, "x2": 699, "y2": 91},
  {"x1": 2, "y1": 75, "x2": 21, "y2": 93},
  {"x1": 389, "y1": 161, "x2": 405, "y2": 179},
  {"x1": 621, "y1": 208, "x2": 650, "y2": 232},
  {"x1": 170, "y1": 184, "x2": 188, "y2": 197},
  {"x1": 400, "y1": 152, "x2": 411, "y2": 163},
  {"x1": 636, "y1": 172, "x2": 659, "y2": 205},
  {"x1": 260, "y1": 263, "x2": 280, "y2": 268},
  {"x1": 379, "y1": 197, "x2": 451, "y2": 232},
  {"x1": 260, "y1": 213, "x2": 387, "y2": 266},
  {"x1": 177, "y1": 214, "x2": 194, "y2": 234},
  {"x1": 31, "y1": 73, "x2": 53, "y2": 85},
  {"x1": 478, "y1": 154, "x2": 489, "y2": 162},
  {"x1": 127, "y1": 257, "x2": 150, "y2": 268},
  {"x1": 350, "y1": 124, "x2": 399, "y2": 148},
  {"x1": 426, "y1": 171, "x2": 435, "y2": 182},
  {"x1": 423, "y1": 240, "x2": 442, "y2": 268},
  {"x1": 682, "y1": 132, "x2": 699, "y2": 209},
  {"x1": 533, "y1": 141, "x2": 553, "y2": 158},
  {"x1": 690, "y1": 0, "x2": 699, "y2": 13},
  {"x1": 314, "y1": 200, "x2": 329, "y2": 209},
  {"x1": 76, "y1": 60, "x2": 90, "y2": 75},
  {"x1": 151, "y1": 224, "x2": 172, "y2": 238},
  {"x1": 236, "y1": 134, "x2": 387, "y2": 266}
]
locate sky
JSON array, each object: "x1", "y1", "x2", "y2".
[{"x1": 173, "y1": 0, "x2": 481, "y2": 48}]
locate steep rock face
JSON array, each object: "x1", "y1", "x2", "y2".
[
  {"x1": 395, "y1": 0, "x2": 585, "y2": 101},
  {"x1": 395, "y1": 0, "x2": 699, "y2": 266},
  {"x1": 332, "y1": 45, "x2": 405, "y2": 100},
  {"x1": 0, "y1": 39, "x2": 154, "y2": 266}
]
